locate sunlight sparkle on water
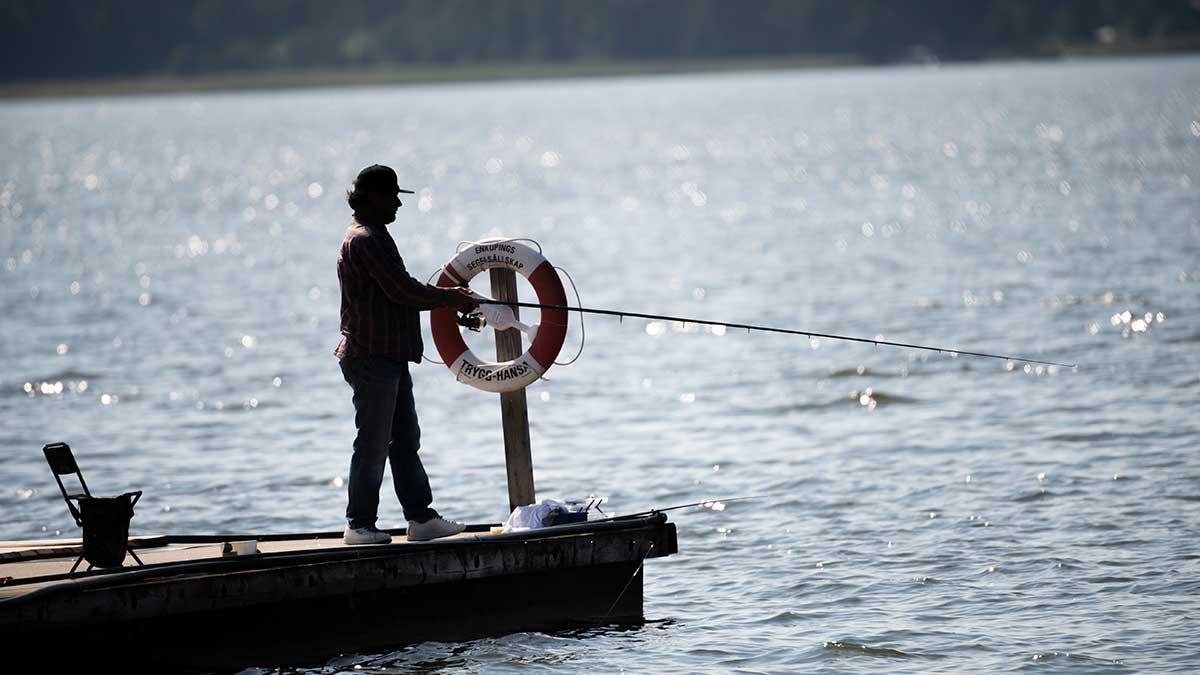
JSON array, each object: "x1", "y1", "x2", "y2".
[
  {"x1": 33, "y1": 381, "x2": 64, "y2": 395},
  {"x1": 1, "y1": 56, "x2": 1195, "y2": 674},
  {"x1": 852, "y1": 388, "x2": 878, "y2": 411},
  {"x1": 1109, "y1": 307, "x2": 1166, "y2": 337}
]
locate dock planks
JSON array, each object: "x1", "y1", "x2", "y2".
[{"x1": 0, "y1": 513, "x2": 677, "y2": 668}]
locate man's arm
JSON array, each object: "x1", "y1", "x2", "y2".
[{"x1": 355, "y1": 236, "x2": 477, "y2": 312}]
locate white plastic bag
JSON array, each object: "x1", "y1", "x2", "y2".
[
  {"x1": 470, "y1": 292, "x2": 539, "y2": 340},
  {"x1": 502, "y1": 499, "x2": 565, "y2": 532}
]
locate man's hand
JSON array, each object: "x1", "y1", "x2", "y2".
[{"x1": 445, "y1": 287, "x2": 479, "y2": 313}]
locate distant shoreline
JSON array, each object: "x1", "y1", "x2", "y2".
[
  {"x1": 0, "y1": 45, "x2": 1193, "y2": 101},
  {"x1": 0, "y1": 57, "x2": 857, "y2": 101}
]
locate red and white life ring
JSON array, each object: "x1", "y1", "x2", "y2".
[{"x1": 430, "y1": 240, "x2": 568, "y2": 393}]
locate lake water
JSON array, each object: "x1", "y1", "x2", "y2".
[{"x1": 2, "y1": 55, "x2": 1198, "y2": 673}]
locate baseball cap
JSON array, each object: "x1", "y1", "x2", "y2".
[{"x1": 354, "y1": 164, "x2": 415, "y2": 194}]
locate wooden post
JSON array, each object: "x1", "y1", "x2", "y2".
[{"x1": 490, "y1": 267, "x2": 535, "y2": 512}]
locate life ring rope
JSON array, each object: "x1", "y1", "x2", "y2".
[
  {"x1": 456, "y1": 237, "x2": 543, "y2": 255},
  {"x1": 551, "y1": 265, "x2": 586, "y2": 367},
  {"x1": 420, "y1": 253, "x2": 584, "y2": 369},
  {"x1": 429, "y1": 238, "x2": 570, "y2": 393}
]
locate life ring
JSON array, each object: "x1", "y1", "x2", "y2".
[{"x1": 430, "y1": 240, "x2": 568, "y2": 393}]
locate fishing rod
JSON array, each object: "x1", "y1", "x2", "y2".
[
  {"x1": 563, "y1": 496, "x2": 766, "y2": 526},
  {"x1": 474, "y1": 299, "x2": 1076, "y2": 369},
  {"x1": 646, "y1": 495, "x2": 765, "y2": 513}
]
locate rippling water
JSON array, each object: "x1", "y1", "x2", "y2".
[{"x1": 2, "y1": 56, "x2": 1199, "y2": 672}]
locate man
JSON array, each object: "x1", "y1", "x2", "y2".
[{"x1": 336, "y1": 164, "x2": 478, "y2": 545}]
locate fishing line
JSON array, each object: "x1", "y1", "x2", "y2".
[
  {"x1": 595, "y1": 495, "x2": 760, "y2": 618},
  {"x1": 476, "y1": 299, "x2": 1076, "y2": 369},
  {"x1": 602, "y1": 541, "x2": 654, "y2": 619}
]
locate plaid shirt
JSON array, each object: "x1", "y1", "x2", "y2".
[{"x1": 335, "y1": 218, "x2": 455, "y2": 363}]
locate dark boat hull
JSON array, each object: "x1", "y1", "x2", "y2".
[{"x1": 0, "y1": 513, "x2": 677, "y2": 669}]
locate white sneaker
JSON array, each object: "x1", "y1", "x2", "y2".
[
  {"x1": 343, "y1": 526, "x2": 392, "y2": 545},
  {"x1": 406, "y1": 516, "x2": 466, "y2": 541}
]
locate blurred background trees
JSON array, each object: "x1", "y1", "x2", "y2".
[{"x1": 2, "y1": 0, "x2": 1197, "y2": 83}]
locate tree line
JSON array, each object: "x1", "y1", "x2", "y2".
[{"x1": 1, "y1": 0, "x2": 1197, "y2": 82}]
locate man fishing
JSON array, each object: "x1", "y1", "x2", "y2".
[{"x1": 336, "y1": 164, "x2": 478, "y2": 545}]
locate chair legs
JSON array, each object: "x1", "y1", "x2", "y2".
[{"x1": 68, "y1": 548, "x2": 144, "y2": 577}]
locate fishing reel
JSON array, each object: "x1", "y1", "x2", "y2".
[
  {"x1": 457, "y1": 311, "x2": 485, "y2": 332},
  {"x1": 455, "y1": 303, "x2": 540, "y2": 340}
]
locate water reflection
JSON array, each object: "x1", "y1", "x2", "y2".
[{"x1": 0, "y1": 57, "x2": 1196, "y2": 675}]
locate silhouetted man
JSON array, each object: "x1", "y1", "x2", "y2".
[{"x1": 336, "y1": 164, "x2": 477, "y2": 544}]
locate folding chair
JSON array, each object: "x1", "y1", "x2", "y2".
[{"x1": 43, "y1": 442, "x2": 144, "y2": 575}]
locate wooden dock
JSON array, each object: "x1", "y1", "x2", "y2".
[
  {"x1": 2, "y1": 255, "x2": 684, "y2": 668},
  {"x1": 0, "y1": 513, "x2": 676, "y2": 669}
]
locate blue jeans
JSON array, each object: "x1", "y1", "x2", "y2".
[{"x1": 340, "y1": 356, "x2": 438, "y2": 528}]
